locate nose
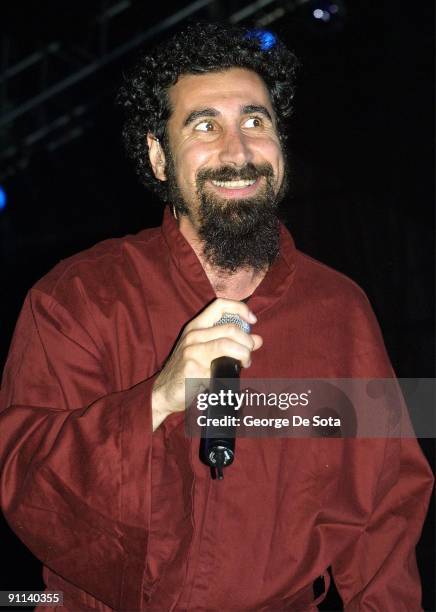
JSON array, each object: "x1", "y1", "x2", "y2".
[{"x1": 218, "y1": 128, "x2": 253, "y2": 167}]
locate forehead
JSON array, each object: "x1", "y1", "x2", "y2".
[{"x1": 167, "y1": 68, "x2": 274, "y2": 119}]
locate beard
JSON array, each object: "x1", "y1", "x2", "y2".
[{"x1": 166, "y1": 152, "x2": 288, "y2": 273}]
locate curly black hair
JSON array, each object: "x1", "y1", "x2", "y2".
[{"x1": 117, "y1": 22, "x2": 299, "y2": 201}]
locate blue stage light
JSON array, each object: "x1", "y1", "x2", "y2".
[
  {"x1": 0, "y1": 186, "x2": 6, "y2": 211},
  {"x1": 246, "y1": 29, "x2": 277, "y2": 51}
]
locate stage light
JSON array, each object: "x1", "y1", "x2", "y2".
[
  {"x1": 0, "y1": 186, "x2": 6, "y2": 211},
  {"x1": 307, "y1": 0, "x2": 346, "y2": 32},
  {"x1": 245, "y1": 29, "x2": 277, "y2": 51},
  {"x1": 313, "y1": 8, "x2": 330, "y2": 21}
]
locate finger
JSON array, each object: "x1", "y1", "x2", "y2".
[
  {"x1": 184, "y1": 324, "x2": 255, "y2": 351},
  {"x1": 202, "y1": 338, "x2": 253, "y2": 368},
  {"x1": 251, "y1": 334, "x2": 263, "y2": 351},
  {"x1": 189, "y1": 298, "x2": 257, "y2": 331}
]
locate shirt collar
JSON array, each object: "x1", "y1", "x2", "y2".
[{"x1": 160, "y1": 206, "x2": 296, "y2": 315}]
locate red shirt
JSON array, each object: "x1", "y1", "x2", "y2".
[{"x1": 0, "y1": 207, "x2": 433, "y2": 611}]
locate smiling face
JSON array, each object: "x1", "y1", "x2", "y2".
[{"x1": 147, "y1": 67, "x2": 288, "y2": 271}]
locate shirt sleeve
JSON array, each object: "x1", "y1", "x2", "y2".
[
  {"x1": 320, "y1": 285, "x2": 434, "y2": 610},
  {"x1": 0, "y1": 288, "x2": 157, "y2": 611},
  {"x1": 331, "y1": 435, "x2": 433, "y2": 611}
]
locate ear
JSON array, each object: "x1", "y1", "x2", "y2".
[{"x1": 147, "y1": 133, "x2": 167, "y2": 181}]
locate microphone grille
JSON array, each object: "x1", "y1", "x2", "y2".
[{"x1": 214, "y1": 312, "x2": 251, "y2": 334}]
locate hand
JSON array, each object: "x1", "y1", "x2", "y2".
[{"x1": 151, "y1": 298, "x2": 263, "y2": 430}]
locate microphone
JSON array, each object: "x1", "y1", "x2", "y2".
[{"x1": 199, "y1": 313, "x2": 251, "y2": 480}]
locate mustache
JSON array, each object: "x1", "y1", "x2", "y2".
[{"x1": 196, "y1": 162, "x2": 274, "y2": 185}]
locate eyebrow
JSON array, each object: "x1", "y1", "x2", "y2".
[
  {"x1": 183, "y1": 108, "x2": 219, "y2": 127},
  {"x1": 182, "y1": 104, "x2": 273, "y2": 127},
  {"x1": 242, "y1": 105, "x2": 273, "y2": 122}
]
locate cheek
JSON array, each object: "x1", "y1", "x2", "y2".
[
  {"x1": 175, "y1": 144, "x2": 212, "y2": 189},
  {"x1": 256, "y1": 140, "x2": 284, "y2": 179}
]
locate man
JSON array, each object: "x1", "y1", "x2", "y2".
[{"x1": 0, "y1": 22, "x2": 433, "y2": 611}]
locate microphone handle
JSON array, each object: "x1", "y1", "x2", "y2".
[
  {"x1": 210, "y1": 355, "x2": 241, "y2": 380},
  {"x1": 200, "y1": 357, "x2": 241, "y2": 479}
]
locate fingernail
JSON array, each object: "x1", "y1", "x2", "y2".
[{"x1": 249, "y1": 312, "x2": 257, "y2": 323}]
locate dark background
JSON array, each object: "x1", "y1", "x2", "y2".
[{"x1": 0, "y1": 0, "x2": 434, "y2": 610}]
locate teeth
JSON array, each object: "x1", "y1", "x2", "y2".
[{"x1": 211, "y1": 179, "x2": 256, "y2": 188}]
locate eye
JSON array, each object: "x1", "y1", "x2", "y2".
[
  {"x1": 243, "y1": 116, "x2": 263, "y2": 128},
  {"x1": 194, "y1": 120, "x2": 215, "y2": 132}
]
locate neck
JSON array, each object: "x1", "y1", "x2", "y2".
[{"x1": 178, "y1": 214, "x2": 268, "y2": 300}]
